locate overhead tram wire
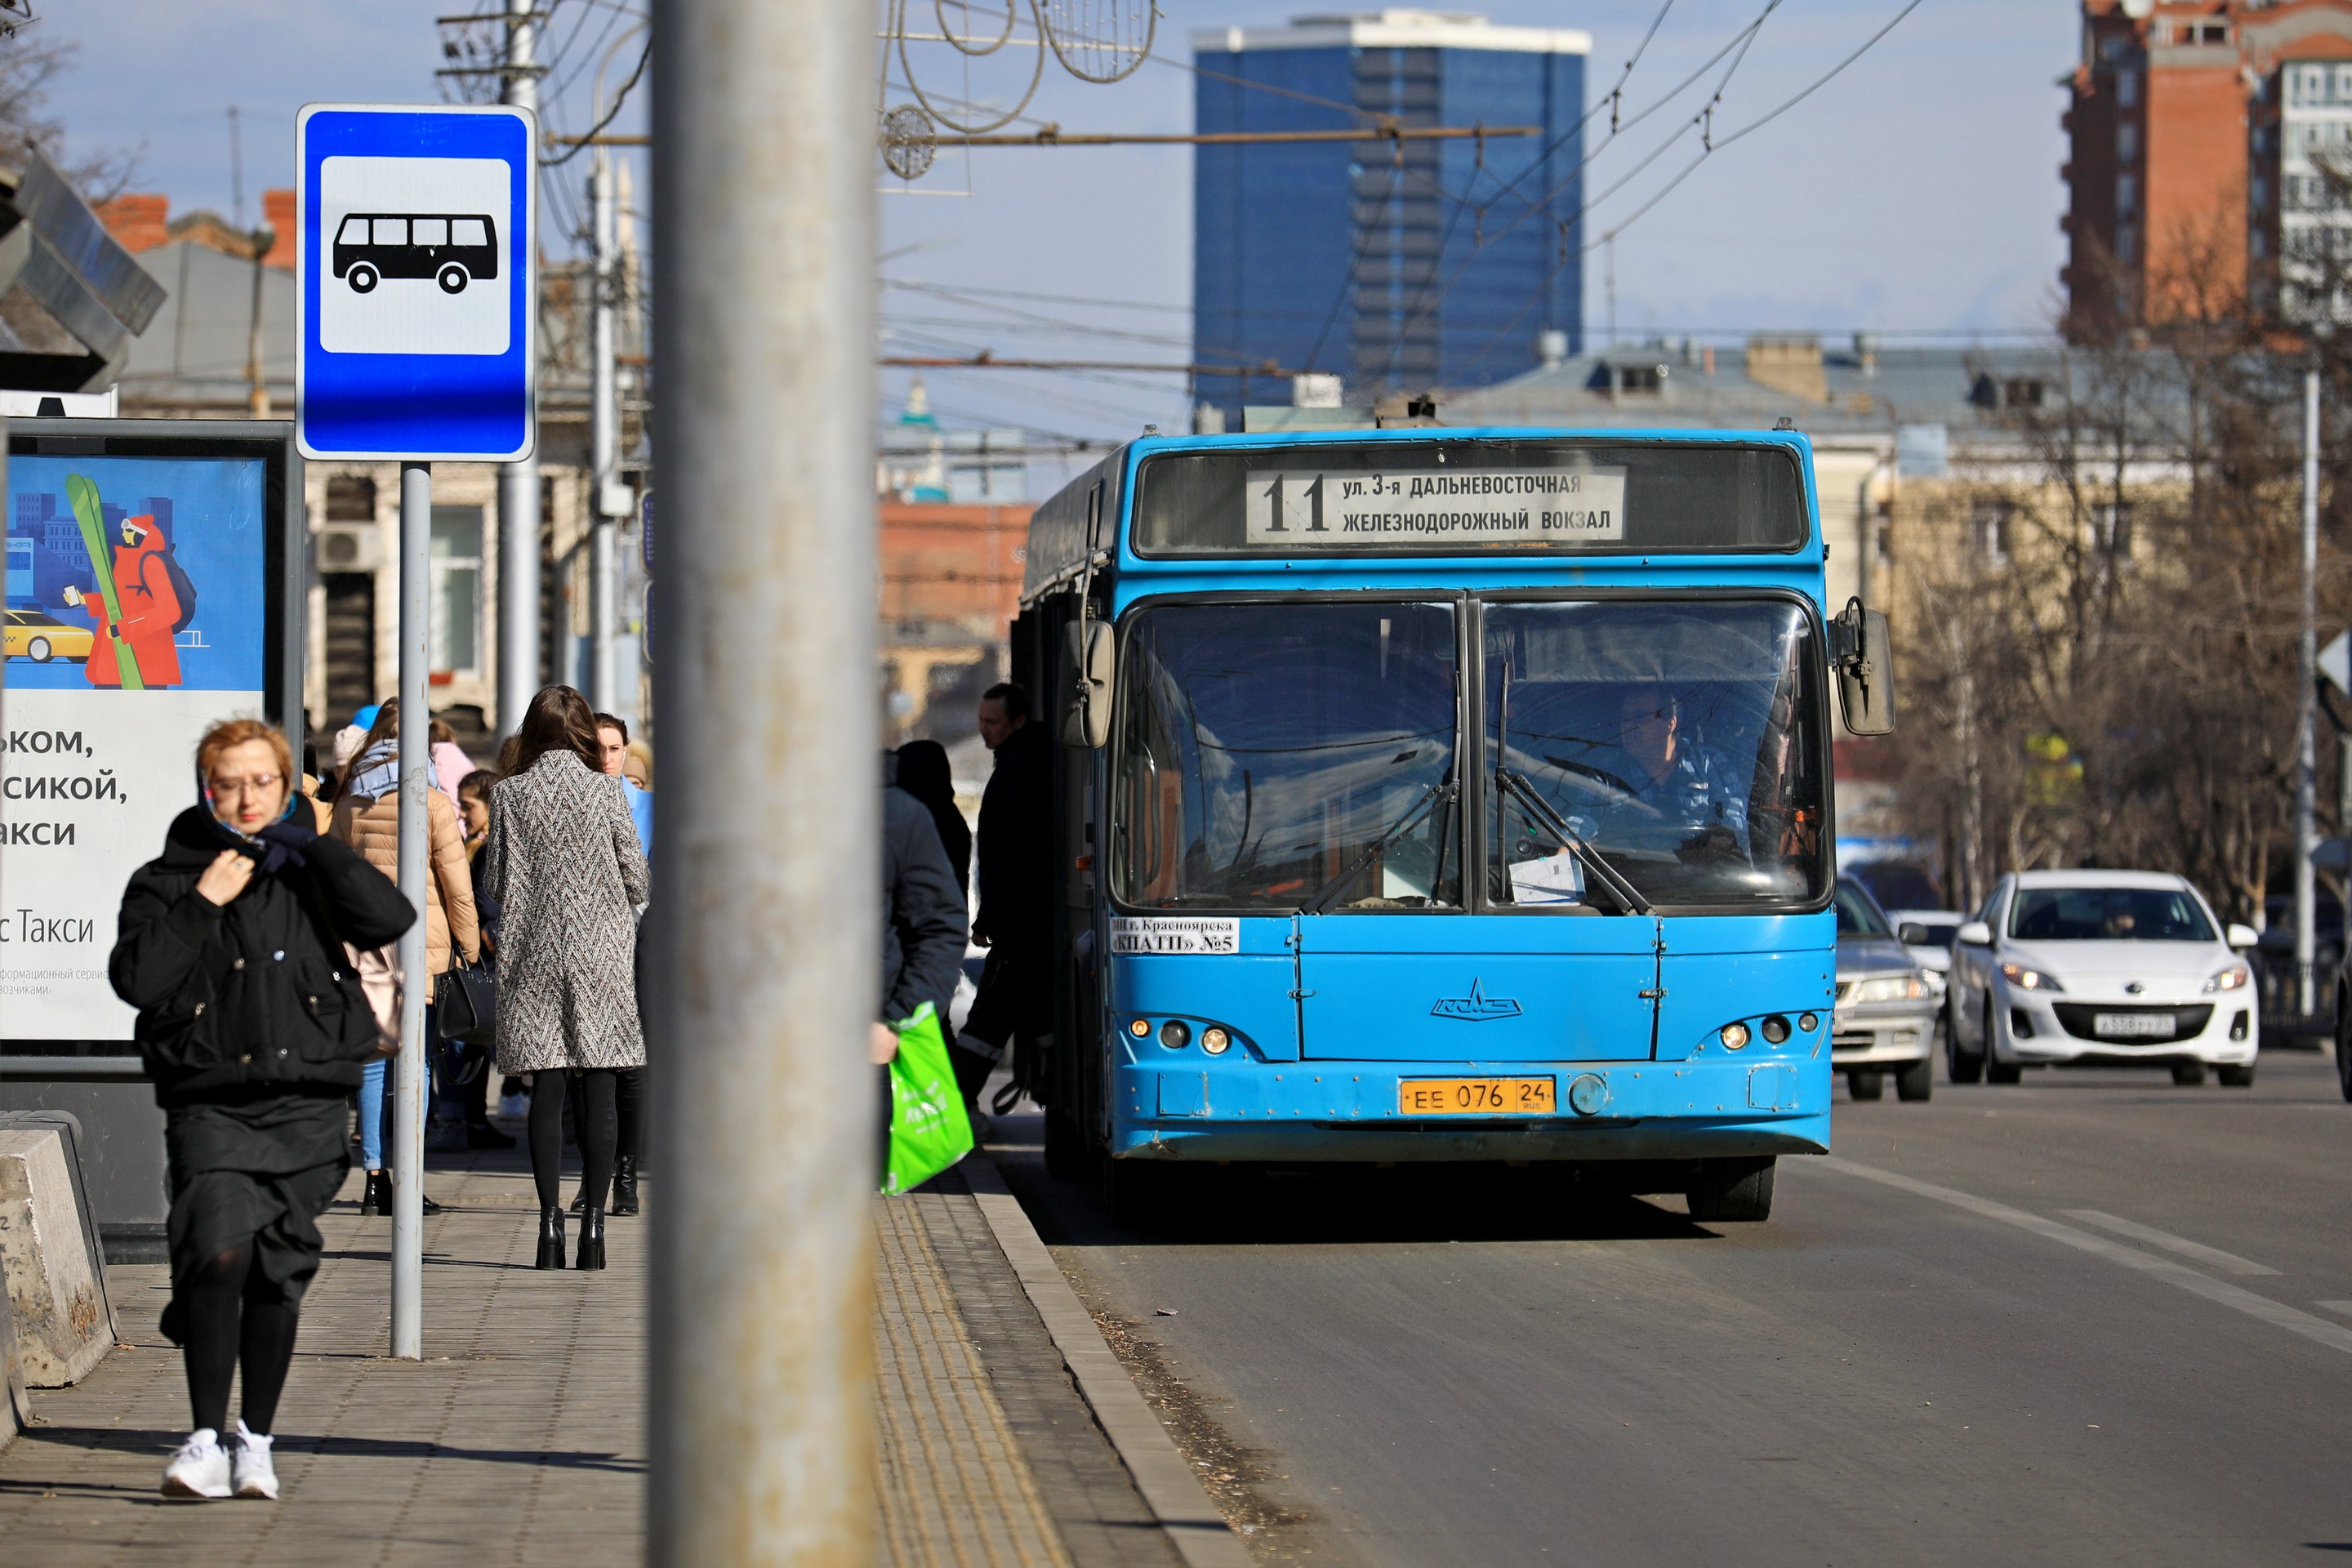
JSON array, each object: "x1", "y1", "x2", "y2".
[
  {"x1": 1449, "y1": 0, "x2": 1933, "y2": 382},
  {"x1": 1367, "y1": 0, "x2": 1689, "y2": 387},
  {"x1": 1372, "y1": 0, "x2": 1765, "y2": 386}
]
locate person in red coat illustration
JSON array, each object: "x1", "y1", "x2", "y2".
[{"x1": 63, "y1": 512, "x2": 184, "y2": 688}]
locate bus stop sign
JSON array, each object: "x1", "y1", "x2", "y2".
[{"x1": 296, "y1": 104, "x2": 537, "y2": 461}]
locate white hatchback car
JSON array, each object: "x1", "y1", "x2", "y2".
[{"x1": 1944, "y1": 870, "x2": 2261, "y2": 1086}]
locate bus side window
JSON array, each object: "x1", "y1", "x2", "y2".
[
  {"x1": 413, "y1": 217, "x2": 448, "y2": 247},
  {"x1": 452, "y1": 217, "x2": 489, "y2": 247},
  {"x1": 337, "y1": 216, "x2": 370, "y2": 244},
  {"x1": 372, "y1": 217, "x2": 408, "y2": 247}
]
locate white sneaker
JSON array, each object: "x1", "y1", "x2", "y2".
[
  {"x1": 230, "y1": 1420, "x2": 279, "y2": 1500},
  {"x1": 161, "y1": 1428, "x2": 231, "y2": 1499}
]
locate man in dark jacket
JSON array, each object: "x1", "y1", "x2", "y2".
[
  {"x1": 875, "y1": 768, "x2": 971, "y2": 1178},
  {"x1": 962, "y1": 683, "x2": 1054, "y2": 1114}
]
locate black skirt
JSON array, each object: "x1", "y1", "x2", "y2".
[{"x1": 159, "y1": 1086, "x2": 350, "y2": 1345}]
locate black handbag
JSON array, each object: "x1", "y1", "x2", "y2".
[{"x1": 436, "y1": 957, "x2": 497, "y2": 1045}]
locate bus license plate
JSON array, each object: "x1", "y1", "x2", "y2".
[
  {"x1": 1399, "y1": 1077, "x2": 1557, "y2": 1116},
  {"x1": 2094, "y1": 1012, "x2": 2175, "y2": 1038}
]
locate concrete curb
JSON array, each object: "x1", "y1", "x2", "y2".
[
  {"x1": 0, "y1": 1125, "x2": 114, "y2": 1388},
  {"x1": 964, "y1": 1155, "x2": 1254, "y2": 1568}
]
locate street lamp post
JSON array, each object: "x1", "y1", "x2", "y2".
[
  {"x1": 648, "y1": 0, "x2": 879, "y2": 1559},
  {"x1": 2299, "y1": 367, "x2": 2321, "y2": 1019},
  {"x1": 496, "y1": 0, "x2": 541, "y2": 736}
]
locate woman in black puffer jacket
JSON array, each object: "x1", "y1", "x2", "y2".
[{"x1": 112, "y1": 718, "x2": 413, "y2": 1502}]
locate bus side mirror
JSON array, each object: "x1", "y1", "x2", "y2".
[
  {"x1": 1062, "y1": 619, "x2": 1115, "y2": 749},
  {"x1": 1829, "y1": 598, "x2": 1895, "y2": 737}
]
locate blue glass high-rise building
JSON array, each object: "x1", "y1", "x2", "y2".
[{"x1": 1192, "y1": 11, "x2": 1588, "y2": 418}]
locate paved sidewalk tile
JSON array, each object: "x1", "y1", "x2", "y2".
[
  {"x1": 0, "y1": 1153, "x2": 645, "y2": 1566},
  {"x1": 875, "y1": 1192, "x2": 1071, "y2": 1568},
  {"x1": 0, "y1": 1145, "x2": 1162, "y2": 1567}
]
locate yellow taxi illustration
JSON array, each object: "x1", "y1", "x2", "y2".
[{"x1": 4, "y1": 608, "x2": 96, "y2": 663}]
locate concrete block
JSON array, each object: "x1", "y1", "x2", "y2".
[
  {"x1": 0, "y1": 1259, "x2": 26, "y2": 1446},
  {"x1": 0, "y1": 1128, "x2": 113, "y2": 1386}
]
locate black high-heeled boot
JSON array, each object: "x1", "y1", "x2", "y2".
[
  {"x1": 610, "y1": 1156, "x2": 639, "y2": 1217},
  {"x1": 360, "y1": 1169, "x2": 391, "y2": 1216},
  {"x1": 536, "y1": 1205, "x2": 567, "y2": 1270},
  {"x1": 575, "y1": 1207, "x2": 607, "y2": 1271}
]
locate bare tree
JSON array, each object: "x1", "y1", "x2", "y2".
[
  {"x1": 1889, "y1": 212, "x2": 2341, "y2": 924},
  {"x1": 0, "y1": 27, "x2": 140, "y2": 201}
]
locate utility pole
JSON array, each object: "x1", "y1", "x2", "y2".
[
  {"x1": 2299, "y1": 367, "x2": 2321, "y2": 1018},
  {"x1": 649, "y1": 0, "x2": 878, "y2": 1557},
  {"x1": 589, "y1": 136, "x2": 618, "y2": 712},
  {"x1": 243, "y1": 220, "x2": 274, "y2": 418},
  {"x1": 390, "y1": 461, "x2": 432, "y2": 1359},
  {"x1": 497, "y1": 0, "x2": 541, "y2": 737}
]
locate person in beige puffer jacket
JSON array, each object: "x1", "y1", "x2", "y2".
[{"x1": 327, "y1": 701, "x2": 481, "y2": 1213}]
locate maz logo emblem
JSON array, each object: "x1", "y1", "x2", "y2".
[
  {"x1": 2123, "y1": 982, "x2": 2145, "y2": 995},
  {"x1": 1431, "y1": 979, "x2": 1523, "y2": 1022}
]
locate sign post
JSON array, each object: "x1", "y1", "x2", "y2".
[{"x1": 297, "y1": 102, "x2": 536, "y2": 1361}]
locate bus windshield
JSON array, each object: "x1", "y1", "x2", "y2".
[
  {"x1": 1486, "y1": 599, "x2": 1825, "y2": 910},
  {"x1": 1114, "y1": 601, "x2": 1461, "y2": 911}
]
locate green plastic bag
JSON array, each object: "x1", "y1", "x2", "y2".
[{"x1": 883, "y1": 1002, "x2": 973, "y2": 1196}]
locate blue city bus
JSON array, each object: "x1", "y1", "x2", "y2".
[{"x1": 1005, "y1": 427, "x2": 1893, "y2": 1223}]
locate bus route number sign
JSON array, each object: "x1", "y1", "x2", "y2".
[{"x1": 1245, "y1": 467, "x2": 1626, "y2": 547}]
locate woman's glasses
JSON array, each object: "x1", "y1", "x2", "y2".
[{"x1": 209, "y1": 773, "x2": 283, "y2": 800}]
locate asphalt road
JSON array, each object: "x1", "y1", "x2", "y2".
[{"x1": 995, "y1": 1049, "x2": 2352, "y2": 1566}]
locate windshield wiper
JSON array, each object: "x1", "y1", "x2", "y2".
[
  {"x1": 1494, "y1": 767, "x2": 1652, "y2": 915},
  {"x1": 1302, "y1": 780, "x2": 1459, "y2": 915}
]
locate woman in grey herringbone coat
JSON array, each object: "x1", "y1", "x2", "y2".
[{"x1": 483, "y1": 685, "x2": 650, "y2": 1271}]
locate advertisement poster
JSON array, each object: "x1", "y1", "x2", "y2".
[{"x1": 2, "y1": 453, "x2": 271, "y2": 1040}]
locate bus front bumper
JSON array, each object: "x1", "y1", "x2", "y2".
[{"x1": 1106, "y1": 1055, "x2": 1829, "y2": 1164}]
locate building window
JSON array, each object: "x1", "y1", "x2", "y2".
[
  {"x1": 1973, "y1": 502, "x2": 2011, "y2": 566},
  {"x1": 325, "y1": 475, "x2": 376, "y2": 523},
  {"x1": 430, "y1": 505, "x2": 483, "y2": 675},
  {"x1": 2118, "y1": 68, "x2": 2137, "y2": 107},
  {"x1": 2118, "y1": 121, "x2": 2136, "y2": 163},
  {"x1": 2118, "y1": 172, "x2": 2137, "y2": 216},
  {"x1": 2202, "y1": 23, "x2": 2227, "y2": 45},
  {"x1": 2118, "y1": 225, "x2": 2138, "y2": 263}
]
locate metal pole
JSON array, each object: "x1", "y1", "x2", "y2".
[
  {"x1": 497, "y1": 0, "x2": 541, "y2": 737},
  {"x1": 650, "y1": 0, "x2": 877, "y2": 1556},
  {"x1": 590, "y1": 144, "x2": 618, "y2": 711},
  {"x1": 391, "y1": 461, "x2": 432, "y2": 1360},
  {"x1": 2298, "y1": 368, "x2": 2320, "y2": 1018}
]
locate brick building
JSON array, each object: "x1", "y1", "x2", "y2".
[
  {"x1": 878, "y1": 501, "x2": 1029, "y2": 753},
  {"x1": 2065, "y1": 0, "x2": 2352, "y2": 328}
]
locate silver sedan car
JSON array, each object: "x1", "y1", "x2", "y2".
[{"x1": 1833, "y1": 878, "x2": 1939, "y2": 1102}]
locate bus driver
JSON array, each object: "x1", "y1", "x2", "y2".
[{"x1": 1602, "y1": 682, "x2": 1748, "y2": 862}]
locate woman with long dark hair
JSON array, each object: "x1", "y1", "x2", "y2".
[
  {"x1": 482, "y1": 685, "x2": 650, "y2": 1269},
  {"x1": 113, "y1": 718, "x2": 414, "y2": 1499}
]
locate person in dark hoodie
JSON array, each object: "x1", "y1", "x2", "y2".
[
  {"x1": 893, "y1": 738, "x2": 993, "y2": 1122},
  {"x1": 875, "y1": 752, "x2": 971, "y2": 1179},
  {"x1": 112, "y1": 718, "x2": 414, "y2": 1503},
  {"x1": 963, "y1": 683, "x2": 1054, "y2": 1113}
]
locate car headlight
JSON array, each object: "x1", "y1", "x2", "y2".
[
  {"x1": 1848, "y1": 973, "x2": 1927, "y2": 1004},
  {"x1": 2000, "y1": 962, "x2": 2064, "y2": 993},
  {"x1": 2203, "y1": 964, "x2": 2251, "y2": 994}
]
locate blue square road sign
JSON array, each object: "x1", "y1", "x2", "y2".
[{"x1": 296, "y1": 104, "x2": 537, "y2": 461}]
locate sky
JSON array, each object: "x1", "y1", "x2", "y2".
[{"x1": 31, "y1": 0, "x2": 2076, "y2": 490}]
